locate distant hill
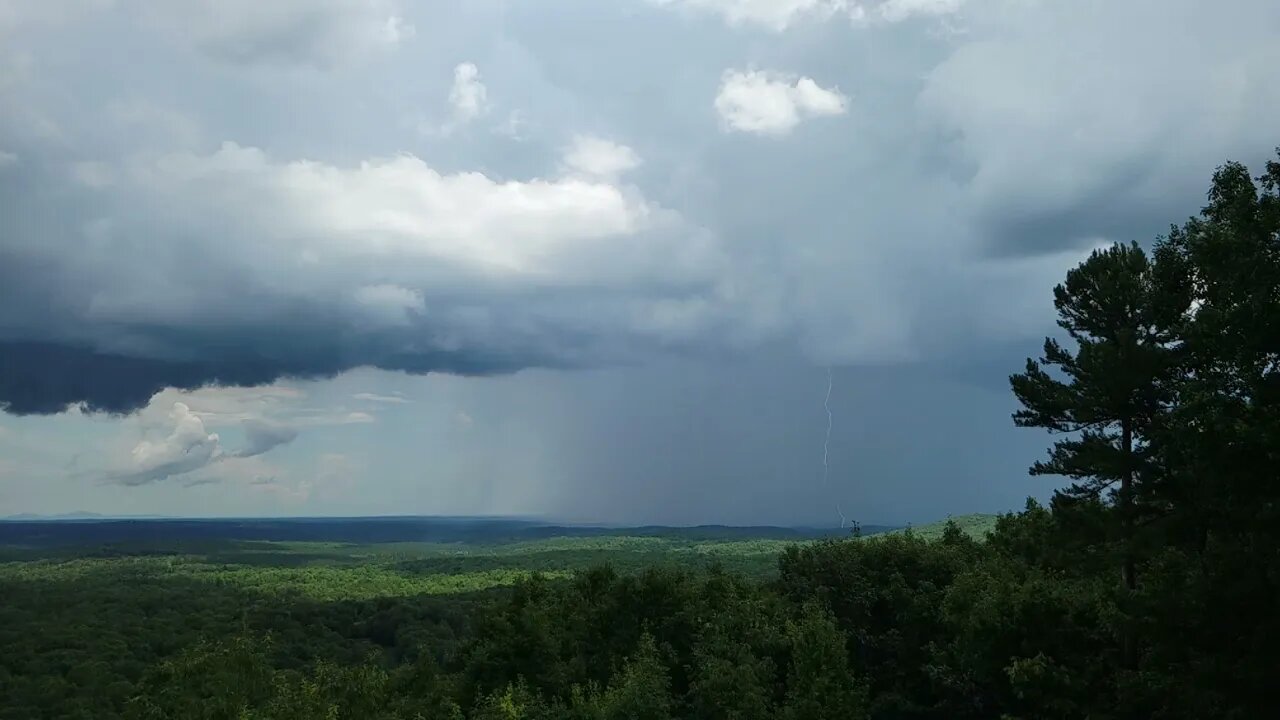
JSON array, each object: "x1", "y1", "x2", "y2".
[
  {"x1": 4, "y1": 511, "x2": 105, "y2": 520},
  {"x1": 884, "y1": 513, "x2": 1000, "y2": 541},
  {"x1": 3, "y1": 513, "x2": 1007, "y2": 548},
  {"x1": 2, "y1": 512, "x2": 171, "y2": 521},
  {"x1": 0, "y1": 516, "x2": 900, "y2": 548}
]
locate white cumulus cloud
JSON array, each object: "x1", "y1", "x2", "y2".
[
  {"x1": 562, "y1": 135, "x2": 642, "y2": 179},
  {"x1": 448, "y1": 62, "x2": 489, "y2": 123},
  {"x1": 113, "y1": 402, "x2": 223, "y2": 485},
  {"x1": 651, "y1": 0, "x2": 846, "y2": 31},
  {"x1": 846, "y1": 0, "x2": 965, "y2": 25},
  {"x1": 715, "y1": 69, "x2": 848, "y2": 135},
  {"x1": 652, "y1": 0, "x2": 964, "y2": 30},
  {"x1": 124, "y1": 141, "x2": 666, "y2": 283},
  {"x1": 352, "y1": 392, "x2": 410, "y2": 404},
  {"x1": 149, "y1": 385, "x2": 307, "y2": 424},
  {"x1": 95, "y1": 387, "x2": 364, "y2": 486}
]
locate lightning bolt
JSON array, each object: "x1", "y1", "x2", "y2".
[{"x1": 823, "y1": 366, "x2": 849, "y2": 529}]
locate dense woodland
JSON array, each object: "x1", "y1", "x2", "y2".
[{"x1": 3, "y1": 151, "x2": 1279, "y2": 718}]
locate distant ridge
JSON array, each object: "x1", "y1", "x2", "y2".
[
  {"x1": 0, "y1": 512, "x2": 995, "y2": 537},
  {"x1": 883, "y1": 513, "x2": 999, "y2": 540},
  {"x1": 0, "y1": 513, "x2": 1011, "y2": 548},
  {"x1": 3, "y1": 512, "x2": 172, "y2": 521},
  {"x1": 0, "y1": 515, "x2": 900, "y2": 548}
]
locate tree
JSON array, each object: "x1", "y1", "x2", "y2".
[
  {"x1": 596, "y1": 634, "x2": 675, "y2": 720},
  {"x1": 1153, "y1": 153, "x2": 1280, "y2": 546},
  {"x1": 782, "y1": 603, "x2": 868, "y2": 720},
  {"x1": 687, "y1": 628, "x2": 775, "y2": 720},
  {"x1": 1009, "y1": 241, "x2": 1185, "y2": 666},
  {"x1": 1135, "y1": 152, "x2": 1280, "y2": 711},
  {"x1": 123, "y1": 636, "x2": 277, "y2": 720},
  {"x1": 472, "y1": 680, "x2": 555, "y2": 720}
]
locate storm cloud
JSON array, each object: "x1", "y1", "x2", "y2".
[
  {"x1": 4, "y1": 0, "x2": 1279, "y2": 418},
  {"x1": 0, "y1": 338, "x2": 524, "y2": 415},
  {"x1": 0, "y1": 137, "x2": 716, "y2": 414}
]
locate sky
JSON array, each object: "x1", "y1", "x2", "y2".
[{"x1": 1, "y1": 0, "x2": 1278, "y2": 525}]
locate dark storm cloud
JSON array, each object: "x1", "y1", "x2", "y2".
[
  {"x1": 913, "y1": 0, "x2": 1280, "y2": 259},
  {"x1": 976, "y1": 160, "x2": 1190, "y2": 259},
  {"x1": 0, "y1": 339, "x2": 543, "y2": 416},
  {"x1": 973, "y1": 149, "x2": 1280, "y2": 259},
  {"x1": 0, "y1": 342, "x2": 282, "y2": 415}
]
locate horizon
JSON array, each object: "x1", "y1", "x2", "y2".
[{"x1": 2, "y1": 509, "x2": 974, "y2": 529}]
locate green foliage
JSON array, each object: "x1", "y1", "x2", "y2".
[
  {"x1": 595, "y1": 634, "x2": 675, "y2": 720},
  {"x1": 777, "y1": 528, "x2": 981, "y2": 718},
  {"x1": 687, "y1": 606, "x2": 777, "y2": 720},
  {"x1": 782, "y1": 603, "x2": 868, "y2": 720},
  {"x1": 472, "y1": 681, "x2": 555, "y2": 720}
]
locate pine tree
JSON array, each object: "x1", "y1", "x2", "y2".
[{"x1": 1009, "y1": 241, "x2": 1184, "y2": 666}]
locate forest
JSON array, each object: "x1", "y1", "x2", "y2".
[{"x1": 2, "y1": 151, "x2": 1278, "y2": 718}]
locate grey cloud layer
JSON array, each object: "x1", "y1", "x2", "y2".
[
  {"x1": 2, "y1": 0, "x2": 1278, "y2": 417},
  {"x1": 136, "y1": 0, "x2": 413, "y2": 69},
  {"x1": 236, "y1": 420, "x2": 299, "y2": 459}
]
